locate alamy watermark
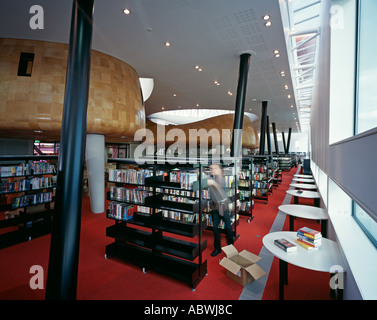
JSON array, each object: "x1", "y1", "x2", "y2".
[
  {"x1": 29, "y1": 265, "x2": 44, "y2": 290},
  {"x1": 29, "y1": 5, "x2": 44, "y2": 30},
  {"x1": 133, "y1": 125, "x2": 244, "y2": 168}
]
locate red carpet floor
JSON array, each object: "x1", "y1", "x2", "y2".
[{"x1": 0, "y1": 166, "x2": 333, "y2": 300}]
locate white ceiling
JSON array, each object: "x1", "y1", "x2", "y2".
[{"x1": 0, "y1": 0, "x2": 305, "y2": 134}]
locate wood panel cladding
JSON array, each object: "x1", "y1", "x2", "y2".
[
  {"x1": 146, "y1": 114, "x2": 259, "y2": 149},
  {"x1": 0, "y1": 38, "x2": 145, "y2": 142}
]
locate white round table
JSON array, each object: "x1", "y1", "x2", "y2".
[
  {"x1": 294, "y1": 174, "x2": 313, "y2": 178},
  {"x1": 286, "y1": 189, "x2": 320, "y2": 207},
  {"x1": 290, "y1": 183, "x2": 317, "y2": 190},
  {"x1": 263, "y1": 231, "x2": 344, "y2": 300},
  {"x1": 278, "y1": 204, "x2": 328, "y2": 237},
  {"x1": 292, "y1": 177, "x2": 315, "y2": 183}
]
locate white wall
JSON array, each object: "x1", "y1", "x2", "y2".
[{"x1": 310, "y1": 0, "x2": 377, "y2": 300}]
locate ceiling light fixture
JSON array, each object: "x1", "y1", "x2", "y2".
[
  {"x1": 273, "y1": 50, "x2": 280, "y2": 57},
  {"x1": 164, "y1": 42, "x2": 171, "y2": 47},
  {"x1": 123, "y1": 8, "x2": 131, "y2": 15},
  {"x1": 263, "y1": 14, "x2": 270, "y2": 20},
  {"x1": 280, "y1": 71, "x2": 285, "y2": 76},
  {"x1": 265, "y1": 21, "x2": 272, "y2": 27}
]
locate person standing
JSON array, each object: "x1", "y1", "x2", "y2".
[{"x1": 207, "y1": 164, "x2": 234, "y2": 257}]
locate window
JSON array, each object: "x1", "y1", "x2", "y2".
[
  {"x1": 17, "y1": 52, "x2": 35, "y2": 77},
  {"x1": 355, "y1": 0, "x2": 377, "y2": 134},
  {"x1": 353, "y1": 202, "x2": 377, "y2": 247}
]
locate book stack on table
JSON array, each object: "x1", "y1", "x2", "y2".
[
  {"x1": 295, "y1": 227, "x2": 322, "y2": 250},
  {"x1": 273, "y1": 227, "x2": 322, "y2": 253}
]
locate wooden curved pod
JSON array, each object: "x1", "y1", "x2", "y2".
[
  {"x1": 0, "y1": 38, "x2": 145, "y2": 141},
  {"x1": 146, "y1": 114, "x2": 259, "y2": 149}
]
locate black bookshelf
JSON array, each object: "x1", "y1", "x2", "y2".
[
  {"x1": 105, "y1": 157, "x2": 208, "y2": 290},
  {"x1": 237, "y1": 156, "x2": 254, "y2": 223},
  {"x1": 0, "y1": 155, "x2": 58, "y2": 249},
  {"x1": 252, "y1": 155, "x2": 273, "y2": 204}
]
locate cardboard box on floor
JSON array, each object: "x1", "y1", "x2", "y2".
[{"x1": 220, "y1": 244, "x2": 266, "y2": 286}]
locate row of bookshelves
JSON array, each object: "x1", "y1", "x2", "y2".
[
  {"x1": 0, "y1": 162, "x2": 55, "y2": 178},
  {"x1": 0, "y1": 176, "x2": 56, "y2": 194},
  {"x1": 0, "y1": 155, "x2": 58, "y2": 249}
]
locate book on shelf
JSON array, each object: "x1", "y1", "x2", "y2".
[
  {"x1": 108, "y1": 201, "x2": 135, "y2": 221},
  {"x1": 274, "y1": 238, "x2": 297, "y2": 252}
]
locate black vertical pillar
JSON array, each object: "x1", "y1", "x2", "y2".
[
  {"x1": 259, "y1": 101, "x2": 268, "y2": 155},
  {"x1": 231, "y1": 53, "x2": 251, "y2": 158},
  {"x1": 286, "y1": 128, "x2": 292, "y2": 154},
  {"x1": 266, "y1": 116, "x2": 272, "y2": 157},
  {"x1": 46, "y1": 0, "x2": 94, "y2": 300},
  {"x1": 282, "y1": 132, "x2": 287, "y2": 154},
  {"x1": 272, "y1": 122, "x2": 279, "y2": 155}
]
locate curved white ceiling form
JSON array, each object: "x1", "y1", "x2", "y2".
[
  {"x1": 148, "y1": 109, "x2": 258, "y2": 125},
  {"x1": 139, "y1": 78, "x2": 154, "y2": 102}
]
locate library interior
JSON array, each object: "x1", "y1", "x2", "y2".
[{"x1": 0, "y1": 0, "x2": 377, "y2": 303}]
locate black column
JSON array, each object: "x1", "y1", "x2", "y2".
[
  {"x1": 46, "y1": 0, "x2": 94, "y2": 300},
  {"x1": 282, "y1": 132, "x2": 287, "y2": 154},
  {"x1": 266, "y1": 116, "x2": 272, "y2": 157},
  {"x1": 259, "y1": 101, "x2": 268, "y2": 155},
  {"x1": 286, "y1": 128, "x2": 292, "y2": 154},
  {"x1": 231, "y1": 53, "x2": 251, "y2": 158},
  {"x1": 272, "y1": 122, "x2": 279, "y2": 155}
]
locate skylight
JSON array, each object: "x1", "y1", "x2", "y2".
[
  {"x1": 283, "y1": 0, "x2": 322, "y2": 130},
  {"x1": 147, "y1": 109, "x2": 258, "y2": 125}
]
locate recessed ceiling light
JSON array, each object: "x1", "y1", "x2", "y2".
[
  {"x1": 162, "y1": 106, "x2": 165, "y2": 110},
  {"x1": 288, "y1": 94, "x2": 291, "y2": 98},
  {"x1": 173, "y1": 93, "x2": 177, "y2": 96},
  {"x1": 123, "y1": 8, "x2": 131, "y2": 15},
  {"x1": 285, "y1": 85, "x2": 289, "y2": 90},
  {"x1": 265, "y1": 21, "x2": 272, "y2": 27},
  {"x1": 263, "y1": 14, "x2": 270, "y2": 20},
  {"x1": 280, "y1": 71, "x2": 285, "y2": 76},
  {"x1": 164, "y1": 42, "x2": 171, "y2": 47}
]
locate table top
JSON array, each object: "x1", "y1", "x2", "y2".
[
  {"x1": 262, "y1": 231, "x2": 344, "y2": 272},
  {"x1": 290, "y1": 183, "x2": 317, "y2": 190},
  {"x1": 286, "y1": 189, "x2": 320, "y2": 199},
  {"x1": 278, "y1": 204, "x2": 328, "y2": 220},
  {"x1": 294, "y1": 174, "x2": 313, "y2": 178},
  {"x1": 292, "y1": 178, "x2": 315, "y2": 183}
]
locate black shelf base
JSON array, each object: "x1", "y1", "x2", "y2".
[{"x1": 105, "y1": 241, "x2": 207, "y2": 290}]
